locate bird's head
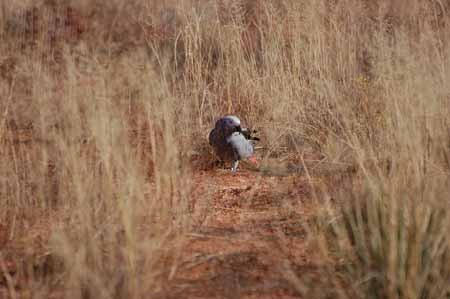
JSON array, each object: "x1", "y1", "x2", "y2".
[{"x1": 218, "y1": 115, "x2": 242, "y2": 135}]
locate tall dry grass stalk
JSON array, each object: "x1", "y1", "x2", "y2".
[
  {"x1": 0, "y1": 0, "x2": 449, "y2": 298},
  {"x1": 302, "y1": 1, "x2": 450, "y2": 298},
  {"x1": 1, "y1": 2, "x2": 191, "y2": 297}
]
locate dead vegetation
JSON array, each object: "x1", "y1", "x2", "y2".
[{"x1": 0, "y1": 0, "x2": 449, "y2": 298}]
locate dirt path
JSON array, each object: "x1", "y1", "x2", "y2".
[
  {"x1": 0, "y1": 133, "x2": 333, "y2": 298},
  {"x1": 165, "y1": 168, "x2": 325, "y2": 298}
]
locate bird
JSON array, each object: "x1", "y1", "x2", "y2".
[{"x1": 209, "y1": 115, "x2": 259, "y2": 172}]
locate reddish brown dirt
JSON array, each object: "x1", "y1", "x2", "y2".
[
  {"x1": 0, "y1": 128, "x2": 334, "y2": 298},
  {"x1": 162, "y1": 168, "x2": 328, "y2": 298}
]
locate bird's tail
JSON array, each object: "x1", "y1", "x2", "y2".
[{"x1": 241, "y1": 128, "x2": 260, "y2": 141}]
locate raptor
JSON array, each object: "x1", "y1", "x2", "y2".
[{"x1": 209, "y1": 115, "x2": 259, "y2": 172}]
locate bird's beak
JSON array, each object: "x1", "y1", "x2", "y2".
[{"x1": 237, "y1": 125, "x2": 242, "y2": 132}]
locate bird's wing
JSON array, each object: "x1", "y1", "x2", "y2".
[
  {"x1": 227, "y1": 132, "x2": 254, "y2": 159},
  {"x1": 208, "y1": 128, "x2": 216, "y2": 145}
]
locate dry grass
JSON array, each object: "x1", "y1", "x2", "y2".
[{"x1": 0, "y1": 0, "x2": 449, "y2": 298}]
